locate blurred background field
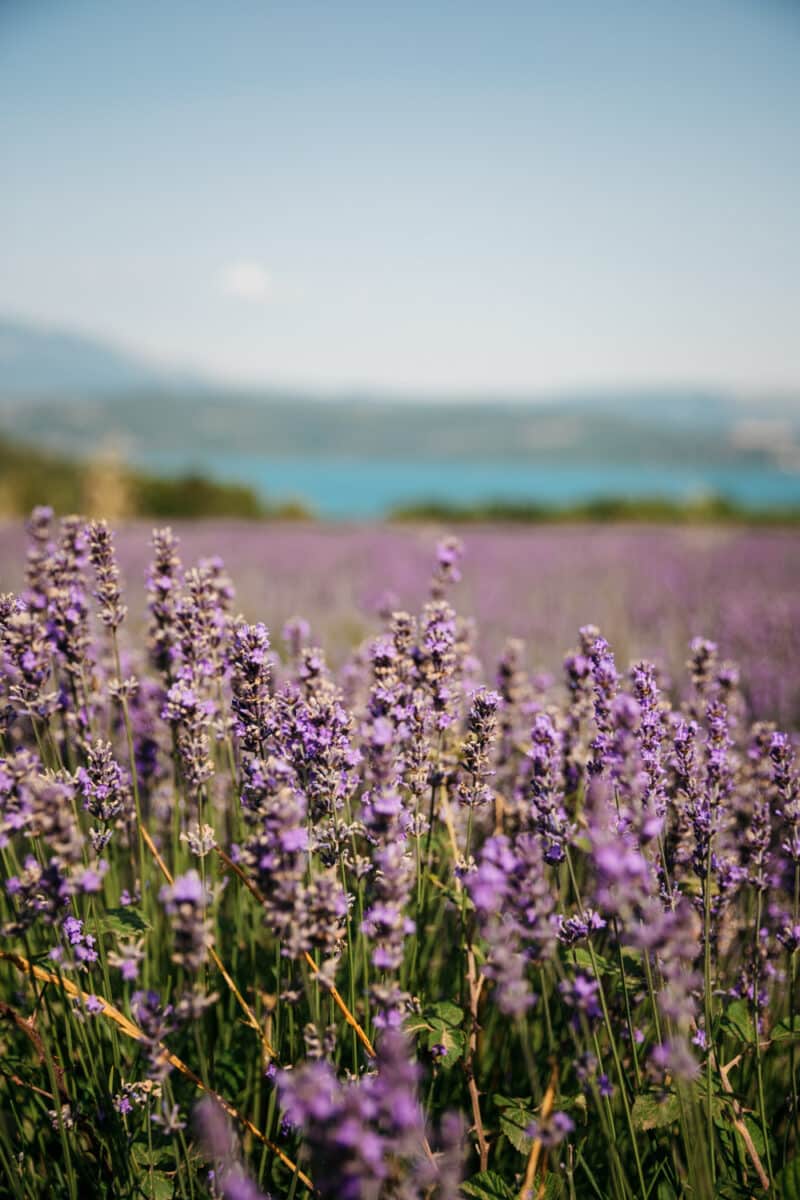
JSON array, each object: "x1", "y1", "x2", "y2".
[{"x1": 0, "y1": 518, "x2": 796, "y2": 724}]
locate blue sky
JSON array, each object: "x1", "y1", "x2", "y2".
[{"x1": 1, "y1": 0, "x2": 799, "y2": 392}]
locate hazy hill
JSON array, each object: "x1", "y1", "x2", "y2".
[
  {"x1": 0, "y1": 317, "x2": 204, "y2": 397},
  {"x1": 0, "y1": 316, "x2": 798, "y2": 469}
]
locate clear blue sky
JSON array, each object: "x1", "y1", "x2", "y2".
[{"x1": 1, "y1": 0, "x2": 798, "y2": 393}]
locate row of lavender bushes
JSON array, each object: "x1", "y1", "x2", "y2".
[
  {"x1": 0, "y1": 521, "x2": 798, "y2": 728},
  {"x1": 0, "y1": 508, "x2": 799, "y2": 1198}
]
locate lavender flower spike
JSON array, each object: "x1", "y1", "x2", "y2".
[{"x1": 88, "y1": 519, "x2": 127, "y2": 629}]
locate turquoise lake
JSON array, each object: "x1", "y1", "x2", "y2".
[{"x1": 138, "y1": 453, "x2": 800, "y2": 519}]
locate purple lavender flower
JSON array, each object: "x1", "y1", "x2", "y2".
[
  {"x1": 88, "y1": 519, "x2": 127, "y2": 630},
  {"x1": 466, "y1": 832, "x2": 557, "y2": 1016},
  {"x1": 457, "y1": 688, "x2": 500, "y2": 808},
  {"x1": 688, "y1": 637, "x2": 718, "y2": 700},
  {"x1": 494, "y1": 637, "x2": 532, "y2": 778},
  {"x1": 146, "y1": 526, "x2": 183, "y2": 683},
  {"x1": 274, "y1": 677, "x2": 358, "y2": 822},
  {"x1": 23, "y1": 506, "x2": 56, "y2": 618},
  {"x1": 194, "y1": 1099, "x2": 269, "y2": 1200},
  {"x1": 1, "y1": 601, "x2": 56, "y2": 719},
  {"x1": 526, "y1": 1110, "x2": 575, "y2": 1147},
  {"x1": 130, "y1": 990, "x2": 175, "y2": 1082},
  {"x1": 162, "y1": 558, "x2": 234, "y2": 794},
  {"x1": 430, "y1": 536, "x2": 464, "y2": 599},
  {"x1": 162, "y1": 677, "x2": 216, "y2": 793},
  {"x1": 650, "y1": 1037, "x2": 700, "y2": 1083},
  {"x1": 557, "y1": 909, "x2": 606, "y2": 946},
  {"x1": 562, "y1": 645, "x2": 594, "y2": 792},
  {"x1": 631, "y1": 660, "x2": 668, "y2": 816},
  {"x1": 518, "y1": 711, "x2": 570, "y2": 863},
  {"x1": 414, "y1": 601, "x2": 458, "y2": 731},
  {"x1": 582, "y1": 627, "x2": 619, "y2": 775},
  {"x1": 0, "y1": 748, "x2": 38, "y2": 848},
  {"x1": 4, "y1": 854, "x2": 69, "y2": 934},
  {"x1": 277, "y1": 1031, "x2": 432, "y2": 1200},
  {"x1": 229, "y1": 621, "x2": 273, "y2": 754},
  {"x1": 559, "y1": 973, "x2": 602, "y2": 1022},
  {"x1": 45, "y1": 515, "x2": 92, "y2": 688},
  {"x1": 108, "y1": 938, "x2": 145, "y2": 983},
  {"x1": 77, "y1": 739, "x2": 131, "y2": 848},
  {"x1": 159, "y1": 870, "x2": 213, "y2": 976},
  {"x1": 288, "y1": 869, "x2": 348, "y2": 963},
  {"x1": 360, "y1": 768, "x2": 415, "y2": 995},
  {"x1": 282, "y1": 615, "x2": 311, "y2": 660},
  {"x1": 54, "y1": 914, "x2": 99, "y2": 970}
]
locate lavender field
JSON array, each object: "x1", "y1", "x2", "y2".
[
  {"x1": 1, "y1": 520, "x2": 798, "y2": 725},
  {"x1": 1, "y1": 511, "x2": 800, "y2": 1199}
]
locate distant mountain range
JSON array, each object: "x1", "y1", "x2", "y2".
[
  {"x1": 0, "y1": 315, "x2": 798, "y2": 471},
  {"x1": 0, "y1": 317, "x2": 203, "y2": 396}
]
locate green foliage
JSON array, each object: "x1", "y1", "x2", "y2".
[
  {"x1": 0, "y1": 434, "x2": 314, "y2": 520},
  {"x1": 130, "y1": 471, "x2": 267, "y2": 519},
  {"x1": 406, "y1": 1000, "x2": 466, "y2": 1069},
  {"x1": 631, "y1": 1091, "x2": 682, "y2": 1131},
  {"x1": 93, "y1": 906, "x2": 152, "y2": 937},
  {"x1": 776, "y1": 1156, "x2": 800, "y2": 1199},
  {"x1": 460, "y1": 1170, "x2": 518, "y2": 1199},
  {"x1": 0, "y1": 436, "x2": 87, "y2": 515},
  {"x1": 494, "y1": 1094, "x2": 537, "y2": 1153},
  {"x1": 772, "y1": 1016, "x2": 800, "y2": 1043},
  {"x1": 722, "y1": 998, "x2": 757, "y2": 1043},
  {"x1": 389, "y1": 493, "x2": 800, "y2": 525}
]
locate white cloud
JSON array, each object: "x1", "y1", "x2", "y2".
[{"x1": 220, "y1": 260, "x2": 273, "y2": 302}]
